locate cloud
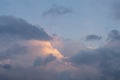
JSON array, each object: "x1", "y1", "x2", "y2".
[
  {"x1": 1, "y1": 16, "x2": 120, "y2": 80},
  {"x1": 108, "y1": 29, "x2": 120, "y2": 41},
  {"x1": 1, "y1": 64, "x2": 12, "y2": 70},
  {"x1": 0, "y1": 16, "x2": 63, "y2": 64},
  {"x1": 0, "y1": 16, "x2": 66, "y2": 80},
  {"x1": 0, "y1": 16, "x2": 52, "y2": 41},
  {"x1": 43, "y1": 5, "x2": 73, "y2": 17},
  {"x1": 85, "y1": 34, "x2": 102, "y2": 41},
  {"x1": 51, "y1": 35, "x2": 86, "y2": 57},
  {"x1": 0, "y1": 43, "x2": 28, "y2": 60},
  {"x1": 70, "y1": 30, "x2": 120, "y2": 80},
  {"x1": 33, "y1": 54, "x2": 56, "y2": 66}
]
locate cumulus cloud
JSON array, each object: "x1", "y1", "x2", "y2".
[
  {"x1": 70, "y1": 30, "x2": 120, "y2": 80},
  {"x1": 0, "y1": 16, "x2": 52, "y2": 40},
  {"x1": 43, "y1": 5, "x2": 73, "y2": 17},
  {"x1": 85, "y1": 34, "x2": 102, "y2": 41},
  {"x1": 0, "y1": 16, "x2": 63, "y2": 65},
  {"x1": 0, "y1": 16, "x2": 65, "y2": 80},
  {"x1": 0, "y1": 16, "x2": 120, "y2": 80}
]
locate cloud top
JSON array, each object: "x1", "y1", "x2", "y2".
[{"x1": 0, "y1": 16, "x2": 52, "y2": 40}]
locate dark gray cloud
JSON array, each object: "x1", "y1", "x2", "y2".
[
  {"x1": 70, "y1": 30, "x2": 120, "y2": 80},
  {"x1": 0, "y1": 43, "x2": 28, "y2": 60},
  {"x1": 1, "y1": 64, "x2": 12, "y2": 70},
  {"x1": 0, "y1": 67, "x2": 58, "y2": 80},
  {"x1": 43, "y1": 5, "x2": 73, "y2": 17},
  {"x1": 33, "y1": 54, "x2": 56, "y2": 66},
  {"x1": 0, "y1": 16, "x2": 52, "y2": 40},
  {"x1": 33, "y1": 57, "x2": 43, "y2": 66},
  {"x1": 86, "y1": 34, "x2": 102, "y2": 41},
  {"x1": 108, "y1": 29, "x2": 120, "y2": 41},
  {"x1": 44, "y1": 54, "x2": 56, "y2": 64}
]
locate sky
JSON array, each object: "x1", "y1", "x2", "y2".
[
  {"x1": 0, "y1": 0, "x2": 120, "y2": 80},
  {"x1": 0, "y1": 0, "x2": 118, "y2": 41},
  {"x1": 0, "y1": 0, "x2": 120, "y2": 48}
]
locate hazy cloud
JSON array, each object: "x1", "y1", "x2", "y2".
[
  {"x1": 43, "y1": 5, "x2": 73, "y2": 17},
  {"x1": 108, "y1": 29, "x2": 120, "y2": 41},
  {"x1": 86, "y1": 34, "x2": 102, "y2": 41}
]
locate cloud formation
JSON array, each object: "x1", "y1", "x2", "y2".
[
  {"x1": 108, "y1": 29, "x2": 120, "y2": 41},
  {"x1": 0, "y1": 16, "x2": 120, "y2": 80},
  {"x1": 43, "y1": 5, "x2": 73, "y2": 17},
  {"x1": 0, "y1": 16, "x2": 52, "y2": 40},
  {"x1": 0, "y1": 16, "x2": 65, "y2": 80},
  {"x1": 85, "y1": 34, "x2": 102, "y2": 41},
  {"x1": 70, "y1": 30, "x2": 120, "y2": 80}
]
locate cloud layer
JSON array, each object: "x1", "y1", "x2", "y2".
[
  {"x1": 0, "y1": 16, "x2": 120, "y2": 80},
  {"x1": 70, "y1": 30, "x2": 120, "y2": 80}
]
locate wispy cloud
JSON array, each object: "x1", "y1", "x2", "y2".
[
  {"x1": 42, "y1": 4, "x2": 73, "y2": 17},
  {"x1": 108, "y1": 29, "x2": 120, "y2": 41},
  {"x1": 85, "y1": 34, "x2": 102, "y2": 41}
]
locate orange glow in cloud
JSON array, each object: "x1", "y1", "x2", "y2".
[
  {"x1": 6, "y1": 40, "x2": 64, "y2": 67},
  {"x1": 25, "y1": 40, "x2": 64, "y2": 60}
]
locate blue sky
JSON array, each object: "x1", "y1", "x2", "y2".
[{"x1": 0, "y1": 0, "x2": 120, "y2": 46}]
